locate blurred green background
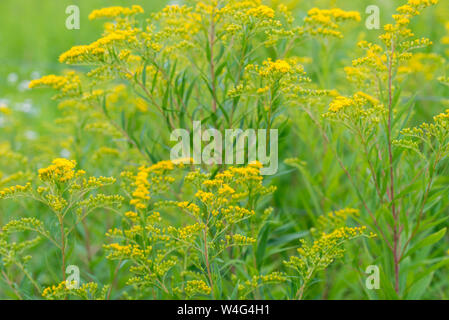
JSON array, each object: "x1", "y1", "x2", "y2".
[
  {"x1": 0, "y1": 1, "x2": 168, "y2": 72},
  {"x1": 0, "y1": 0, "x2": 169, "y2": 142}
]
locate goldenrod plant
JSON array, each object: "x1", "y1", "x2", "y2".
[{"x1": 0, "y1": 0, "x2": 449, "y2": 300}]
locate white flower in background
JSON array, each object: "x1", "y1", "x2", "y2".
[
  {"x1": 18, "y1": 80, "x2": 31, "y2": 92},
  {"x1": 0, "y1": 98, "x2": 10, "y2": 105},
  {"x1": 16, "y1": 99, "x2": 36, "y2": 114},
  {"x1": 31, "y1": 71, "x2": 41, "y2": 80},
  {"x1": 24, "y1": 130, "x2": 38, "y2": 140},
  {"x1": 7, "y1": 72, "x2": 18, "y2": 84},
  {"x1": 60, "y1": 149, "x2": 71, "y2": 158}
]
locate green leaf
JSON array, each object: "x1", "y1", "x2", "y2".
[
  {"x1": 141, "y1": 61, "x2": 148, "y2": 87},
  {"x1": 256, "y1": 224, "x2": 270, "y2": 270},
  {"x1": 406, "y1": 273, "x2": 433, "y2": 299},
  {"x1": 401, "y1": 227, "x2": 447, "y2": 261}
]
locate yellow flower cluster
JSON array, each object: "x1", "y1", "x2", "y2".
[
  {"x1": 195, "y1": 190, "x2": 215, "y2": 203},
  {"x1": 228, "y1": 162, "x2": 264, "y2": 181},
  {"x1": 146, "y1": 160, "x2": 175, "y2": 174},
  {"x1": 433, "y1": 109, "x2": 449, "y2": 122},
  {"x1": 125, "y1": 211, "x2": 138, "y2": 219},
  {"x1": 259, "y1": 272, "x2": 287, "y2": 283},
  {"x1": 243, "y1": 272, "x2": 287, "y2": 289},
  {"x1": 38, "y1": 158, "x2": 77, "y2": 183},
  {"x1": 84, "y1": 176, "x2": 116, "y2": 189},
  {"x1": 262, "y1": 59, "x2": 291, "y2": 74},
  {"x1": 105, "y1": 243, "x2": 146, "y2": 260},
  {"x1": 75, "y1": 194, "x2": 123, "y2": 215},
  {"x1": 354, "y1": 91, "x2": 380, "y2": 106},
  {"x1": 29, "y1": 75, "x2": 67, "y2": 89},
  {"x1": 398, "y1": 108, "x2": 449, "y2": 154},
  {"x1": 59, "y1": 44, "x2": 105, "y2": 64},
  {"x1": 327, "y1": 92, "x2": 384, "y2": 116},
  {"x1": 59, "y1": 28, "x2": 140, "y2": 64},
  {"x1": 1, "y1": 217, "x2": 46, "y2": 236},
  {"x1": 246, "y1": 5, "x2": 275, "y2": 19},
  {"x1": 29, "y1": 72, "x2": 81, "y2": 99},
  {"x1": 398, "y1": 53, "x2": 444, "y2": 80},
  {"x1": 42, "y1": 281, "x2": 69, "y2": 298},
  {"x1": 45, "y1": 194, "x2": 68, "y2": 212},
  {"x1": 284, "y1": 226, "x2": 368, "y2": 278},
  {"x1": 380, "y1": 1, "x2": 437, "y2": 53},
  {"x1": 352, "y1": 41, "x2": 387, "y2": 73},
  {"x1": 176, "y1": 201, "x2": 201, "y2": 216},
  {"x1": 134, "y1": 98, "x2": 148, "y2": 113},
  {"x1": 0, "y1": 104, "x2": 11, "y2": 115},
  {"x1": 42, "y1": 281, "x2": 107, "y2": 300},
  {"x1": 168, "y1": 223, "x2": 203, "y2": 241},
  {"x1": 88, "y1": 5, "x2": 144, "y2": 20},
  {"x1": 0, "y1": 183, "x2": 31, "y2": 199},
  {"x1": 101, "y1": 158, "x2": 277, "y2": 299},
  {"x1": 238, "y1": 272, "x2": 287, "y2": 298},
  {"x1": 304, "y1": 8, "x2": 361, "y2": 38},
  {"x1": 128, "y1": 160, "x2": 189, "y2": 210},
  {"x1": 243, "y1": 57, "x2": 312, "y2": 98},
  {"x1": 153, "y1": 256, "x2": 178, "y2": 277},
  {"x1": 126, "y1": 159, "x2": 194, "y2": 211},
  {"x1": 247, "y1": 58, "x2": 297, "y2": 78},
  {"x1": 325, "y1": 92, "x2": 386, "y2": 128},
  {"x1": 184, "y1": 163, "x2": 273, "y2": 219},
  {"x1": 184, "y1": 280, "x2": 211, "y2": 297},
  {"x1": 328, "y1": 95, "x2": 354, "y2": 113},
  {"x1": 226, "y1": 234, "x2": 256, "y2": 245},
  {"x1": 130, "y1": 166, "x2": 151, "y2": 210},
  {"x1": 315, "y1": 208, "x2": 360, "y2": 233},
  {"x1": 221, "y1": 205, "x2": 255, "y2": 223},
  {"x1": 149, "y1": 4, "x2": 201, "y2": 54}
]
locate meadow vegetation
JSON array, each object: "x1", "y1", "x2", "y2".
[{"x1": 1, "y1": 0, "x2": 449, "y2": 299}]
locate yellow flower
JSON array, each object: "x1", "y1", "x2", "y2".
[
  {"x1": 59, "y1": 44, "x2": 105, "y2": 64},
  {"x1": 0, "y1": 183, "x2": 31, "y2": 199},
  {"x1": 88, "y1": 5, "x2": 144, "y2": 20},
  {"x1": 135, "y1": 98, "x2": 148, "y2": 112},
  {"x1": 258, "y1": 58, "x2": 291, "y2": 76},
  {"x1": 328, "y1": 96, "x2": 354, "y2": 112},
  {"x1": 125, "y1": 211, "x2": 138, "y2": 219},
  {"x1": 0, "y1": 104, "x2": 11, "y2": 115},
  {"x1": 38, "y1": 158, "x2": 77, "y2": 182},
  {"x1": 29, "y1": 75, "x2": 67, "y2": 89},
  {"x1": 246, "y1": 5, "x2": 275, "y2": 19},
  {"x1": 304, "y1": 8, "x2": 360, "y2": 38},
  {"x1": 354, "y1": 91, "x2": 379, "y2": 105},
  {"x1": 185, "y1": 280, "x2": 211, "y2": 296}
]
